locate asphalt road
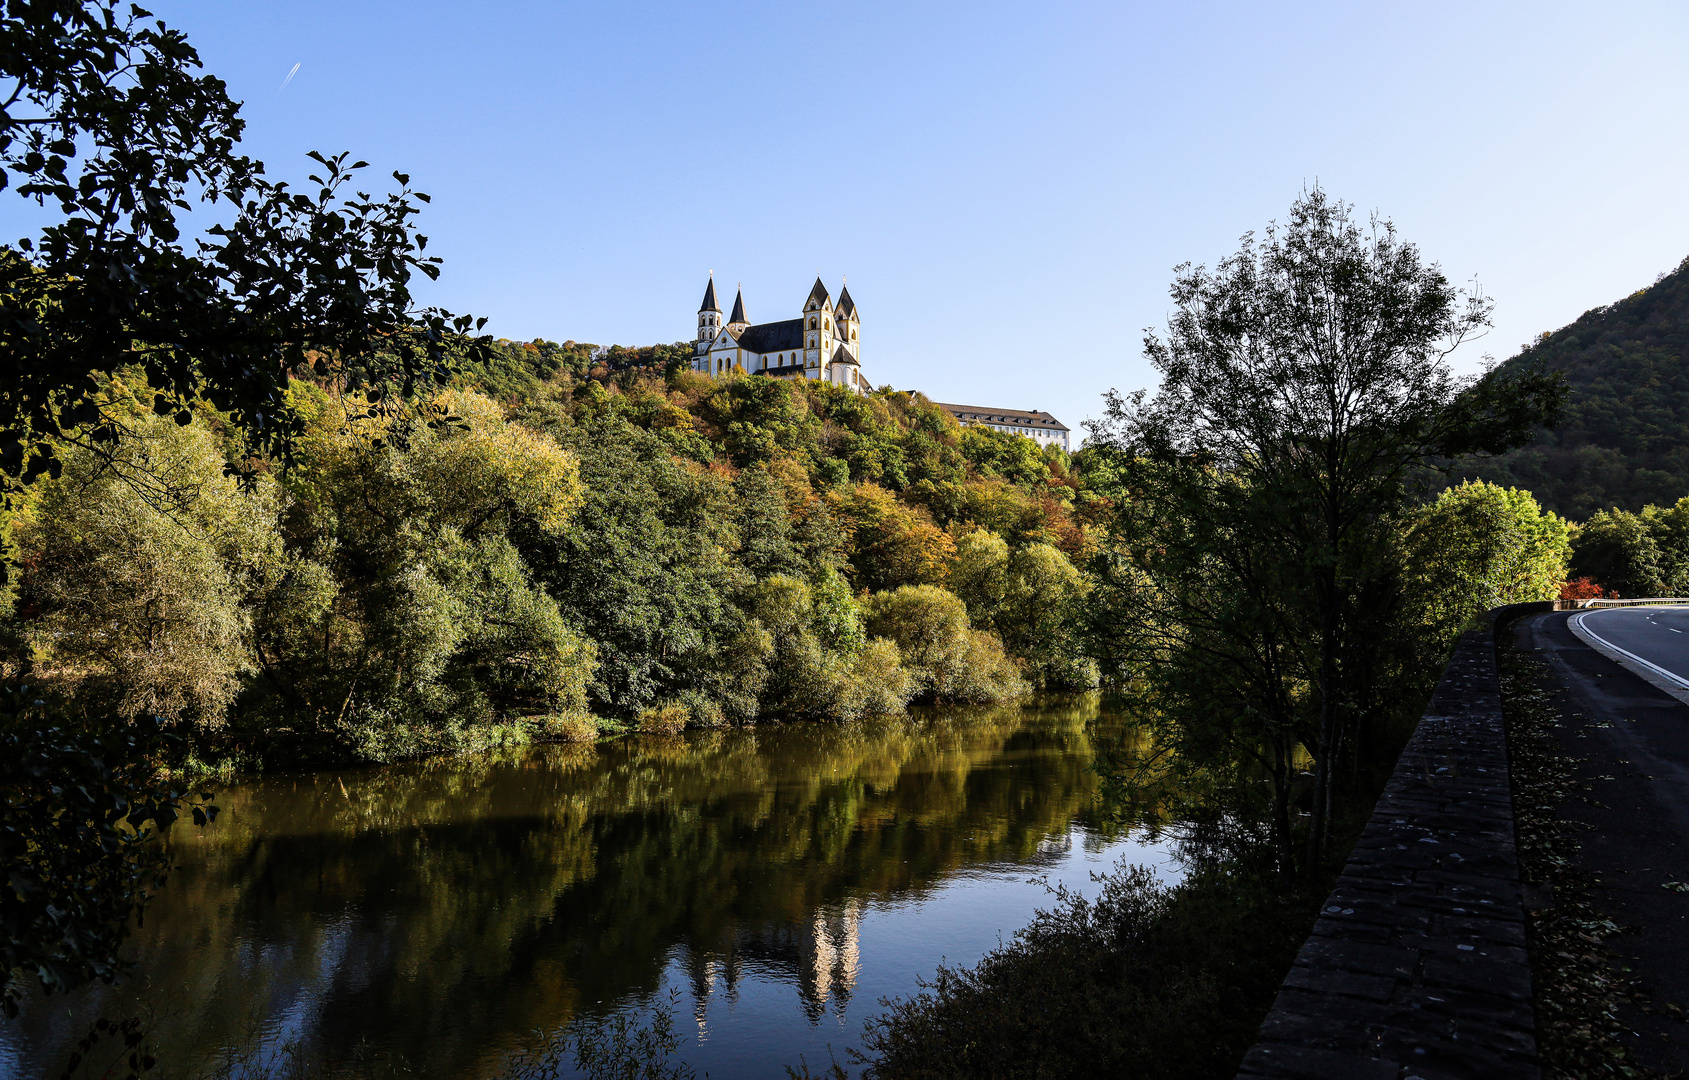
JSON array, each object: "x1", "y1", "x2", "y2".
[
  {"x1": 1576, "y1": 605, "x2": 1689, "y2": 692},
  {"x1": 1516, "y1": 611, "x2": 1689, "y2": 1073}
]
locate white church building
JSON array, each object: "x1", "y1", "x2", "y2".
[{"x1": 690, "y1": 274, "x2": 870, "y2": 393}]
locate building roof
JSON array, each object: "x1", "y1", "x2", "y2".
[
  {"x1": 729, "y1": 288, "x2": 747, "y2": 325},
  {"x1": 836, "y1": 285, "x2": 857, "y2": 318},
  {"x1": 805, "y1": 276, "x2": 831, "y2": 309},
  {"x1": 735, "y1": 318, "x2": 805, "y2": 353},
  {"x1": 831, "y1": 343, "x2": 857, "y2": 366},
  {"x1": 931, "y1": 402, "x2": 1070, "y2": 433},
  {"x1": 761, "y1": 362, "x2": 808, "y2": 377},
  {"x1": 699, "y1": 276, "x2": 720, "y2": 313}
]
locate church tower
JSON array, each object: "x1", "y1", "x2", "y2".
[
  {"x1": 836, "y1": 283, "x2": 859, "y2": 363},
  {"x1": 727, "y1": 286, "x2": 749, "y2": 335},
  {"x1": 696, "y1": 274, "x2": 722, "y2": 349},
  {"x1": 803, "y1": 276, "x2": 833, "y2": 376}
]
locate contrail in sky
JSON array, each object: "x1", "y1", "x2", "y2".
[{"x1": 278, "y1": 62, "x2": 300, "y2": 93}]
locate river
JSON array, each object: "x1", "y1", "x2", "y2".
[{"x1": 2, "y1": 696, "x2": 1174, "y2": 1079}]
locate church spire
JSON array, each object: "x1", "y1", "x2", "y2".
[
  {"x1": 699, "y1": 273, "x2": 721, "y2": 313},
  {"x1": 805, "y1": 276, "x2": 831, "y2": 310},
  {"x1": 729, "y1": 286, "x2": 748, "y2": 326}
]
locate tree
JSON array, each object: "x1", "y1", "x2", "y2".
[
  {"x1": 12, "y1": 401, "x2": 284, "y2": 723},
  {"x1": 251, "y1": 389, "x2": 593, "y2": 760},
  {"x1": 1401, "y1": 481, "x2": 1569, "y2": 644},
  {"x1": 0, "y1": 0, "x2": 506, "y2": 998},
  {"x1": 0, "y1": 689, "x2": 214, "y2": 1017},
  {"x1": 509, "y1": 406, "x2": 742, "y2": 718},
  {"x1": 0, "y1": 0, "x2": 488, "y2": 505},
  {"x1": 862, "y1": 585, "x2": 1026, "y2": 704},
  {"x1": 998, "y1": 542, "x2": 1098, "y2": 689},
  {"x1": 829, "y1": 482, "x2": 954, "y2": 592},
  {"x1": 1093, "y1": 187, "x2": 1564, "y2": 868},
  {"x1": 1571, "y1": 507, "x2": 1666, "y2": 597}
]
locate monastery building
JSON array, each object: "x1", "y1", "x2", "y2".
[
  {"x1": 691, "y1": 274, "x2": 869, "y2": 392},
  {"x1": 932, "y1": 403, "x2": 1071, "y2": 451},
  {"x1": 688, "y1": 273, "x2": 1072, "y2": 448}
]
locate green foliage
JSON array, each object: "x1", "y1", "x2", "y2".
[
  {"x1": 1566, "y1": 496, "x2": 1689, "y2": 597},
  {"x1": 1091, "y1": 187, "x2": 1563, "y2": 871},
  {"x1": 13, "y1": 407, "x2": 283, "y2": 723},
  {"x1": 861, "y1": 860, "x2": 1323, "y2": 1080},
  {"x1": 508, "y1": 405, "x2": 742, "y2": 718},
  {"x1": 958, "y1": 425, "x2": 1051, "y2": 487},
  {"x1": 951, "y1": 533, "x2": 1097, "y2": 689},
  {"x1": 0, "y1": 687, "x2": 216, "y2": 1017},
  {"x1": 254, "y1": 389, "x2": 594, "y2": 760},
  {"x1": 1401, "y1": 481, "x2": 1570, "y2": 641},
  {"x1": 1, "y1": 368, "x2": 1065, "y2": 743},
  {"x1": 0, "y1": 4, "x2": 490, "y2": 501},
  {"x1": 862, "y1": 585, "x2": 1027, "y2": 704},
  {"x1": 829, "y1": 483, "x2": 955, "y2": 592},
  {"x1": 1459, "y1": 255, "x2": 1689, "y2": 518},
  {"x1": 949, "y1": 530, "x2": 1011, "y2": 626}
]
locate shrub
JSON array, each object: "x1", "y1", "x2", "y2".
[
  {"x1": 861, "y1": 861, "x2": 1321, "y2": 1080},
  {"x1": 825, "y1": 638, "x2": 915, "y2": 723},
  {"x1": 636, "y1": 702, "x2": 689, "y2": 735},
  {"x1": 544, "y1": 711, "x2": 598, "y2": 743},
  {"x1": 12, "y1": 413, "x2": 283, "y2": 725},
  {"x1": 863, "y1": 585, "x2": 1028, "y2": 704}
]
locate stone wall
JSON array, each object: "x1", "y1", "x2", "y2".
[{"x1": 1235, "y1": 621, "x2": 1541, "y2": 1080}]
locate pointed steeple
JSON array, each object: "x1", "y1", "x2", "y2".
[
  {"x1": 729, "y1": 287, "x2": 747, "y2": 326},
  {"x1": 805, "y1": 276, "x2": 831, "y2": 310},
  {"x1": 699, "y1": 274, "x2": 721, "y2": 314},
  {"x1": 836, "y1": 284, "x2": 856, "y2": 319}
]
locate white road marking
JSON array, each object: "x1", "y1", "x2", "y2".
[{"x1": 1570, "y1": 610, "x2": 1689, "y2": 706}]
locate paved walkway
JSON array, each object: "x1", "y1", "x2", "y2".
[{"x1": 1516, "y1": 611, "x2": 1689, "y2": 1073}]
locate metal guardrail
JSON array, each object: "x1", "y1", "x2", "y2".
[{"x1": 1561, "y1": 596, "x2": 1689, "y2": 610}]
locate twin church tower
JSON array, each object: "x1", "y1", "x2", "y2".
[{"x1": 690, "y1": 274, "x2": 870, "y2": 393}]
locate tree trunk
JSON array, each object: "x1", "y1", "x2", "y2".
[
  {"x1": 1274, "y1": 736, "x2": 1296, "y2": 878},
  {"x1": 1306, "y1": 567, "x2": 1338, "y2": 870}
]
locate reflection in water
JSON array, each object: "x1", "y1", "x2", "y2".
[{"x1": 1, "y1": 697, "x2": 1166, "y2": 1080}]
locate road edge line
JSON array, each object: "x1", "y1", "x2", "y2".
[{"x1": 1568, "y1": 610, "x2": 1689, "y2": 707}]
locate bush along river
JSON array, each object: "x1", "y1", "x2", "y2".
[{"x1": 2, "y1": 696, "x2": 1175, "y2": 1079}]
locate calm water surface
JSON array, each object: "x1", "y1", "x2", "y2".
[{"x1": 3, "y1": 697, "x2": 1173, "y2": 1079}]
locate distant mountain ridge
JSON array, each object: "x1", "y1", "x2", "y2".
[{"x1": 1462, "y1": 255, "x2": 1689, "y2": 519}]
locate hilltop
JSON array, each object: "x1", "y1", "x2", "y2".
[{"x1": 1460, "y1": 256, "x2": 1689, "y2": 518}]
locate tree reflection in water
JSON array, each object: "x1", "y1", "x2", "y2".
[{"x1": 1, "y1": 696, "x2": 1164, "y2": 1080}]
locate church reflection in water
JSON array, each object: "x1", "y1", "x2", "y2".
[{"x1": 685, "y1": 898, "x2": 865, "y2": 1029}]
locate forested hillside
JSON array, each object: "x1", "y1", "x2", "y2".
[
  {"x1": 1, "y1": 357, "x2": 1106, "y2": 766},
  {"x1": 1460, "y1": 255, "x2": 1689, "y2": 517}
]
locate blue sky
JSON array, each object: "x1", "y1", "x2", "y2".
[{"x1": 29, "y1": 2, "x2": 1689, "y2": 436}]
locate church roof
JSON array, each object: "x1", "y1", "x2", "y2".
[
  {"x1": 831, "y1": 344, "x2": 857, "y2": 366},
  {"x1": 836, "y1": 286, "x2": 856, "y2": 318},
  {"x1": 729, "y1": 288, "x2": 747, "y2": 325},
  {"x1": 931, "y1": 402, "x2": 1070, "y2": 432},
  {"x1": 805, "y1": 276, "x2": 831, "y2": 309},
  {"x1": 699, "y1": 277, "x2": 720, "y2": 313},
  {"x1": 736, "y1": 318, "x2": 804, "y2": 353}
]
